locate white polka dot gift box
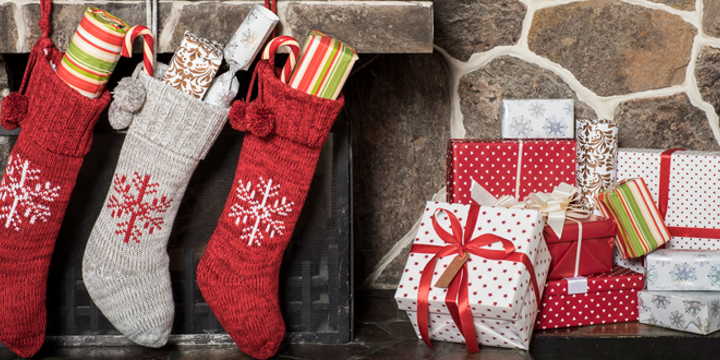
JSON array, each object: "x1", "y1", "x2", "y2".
[
  {"x1": 645, "y1": 249, "x2": 720, "y2": 291},
  {"x1": 393, "y1": 201, "x2": 551, "y2": 351},
  {"x1": 535, "y1": 265, "x2": 643, "y2": 330},
  {"x1": 500, "y1": 99, "x2": 574, "y2": 139},
  {"x1": 638, "y1": 290, "x2": 720, "y2": 335},
  {"x1": 617, "y1": 148, "x2": 720, "y2": 251},
  {"x1": 446, "y1": 139, "x2": 577, "y2": 205}
]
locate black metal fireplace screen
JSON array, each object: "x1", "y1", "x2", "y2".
[{"x1": 0, "y1": 114, "x2": 352, "y2": 346}]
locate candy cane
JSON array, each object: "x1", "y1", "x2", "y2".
[
  {"x1": 122, "y1": 25, "x2": 155, "y2": 76},
  {"x1": 262, "y1": 36, "x2": 300, "y2": 84}
]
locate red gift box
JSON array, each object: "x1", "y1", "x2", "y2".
[
  {"x1": 545, "y1": 215, "x2": 616, "y2": 280},
  {"x1": 535, "y1": 266, "x2": 643, "y2": 330},
  {"x1": 446, "y1": 139, "x2": 577, "y2": 204}
]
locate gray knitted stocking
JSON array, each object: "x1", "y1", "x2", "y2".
[{"x1": 82, "y1": 63, "x2": 228, "y2": 347}]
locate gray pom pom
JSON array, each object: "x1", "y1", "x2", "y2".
[
  {"x1": 112, "y1": 77, "x2": 146, "y2": 113},
  {"x1": 108, "y1": 101, "x2": 135, "y2": 130}
]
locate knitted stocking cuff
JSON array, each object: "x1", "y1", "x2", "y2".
[
  {"x1": 0, "y1": 45, "x2": 111, "y2": 157},
  {"x1": 109, "y1": 63, "x2": 229, "y2": 160},
  {"x1": 229, "y1": 60, "x2": 345, "y2": 148}
]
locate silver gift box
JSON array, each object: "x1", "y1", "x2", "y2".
[
  {"x1": 500, "y1": 99, "x2": 574, "y2": 139},
  {"x1": 638, "y1": 290, "x2": 720, "y2": 335}
]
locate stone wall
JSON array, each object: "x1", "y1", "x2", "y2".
[{"x1": 358, "y1": 0, "x2": 720, "y2": 289}]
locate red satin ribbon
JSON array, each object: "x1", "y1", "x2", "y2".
[
  {"x1": 658, "y1": 149, "x2": 720, "y2": 239},
  {"x1": 412, "y1": 205, "x2": 540, "y2": 353}
]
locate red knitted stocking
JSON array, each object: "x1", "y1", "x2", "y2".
[
  {"x1": 0, "y1": 2, "x2": 110, "y2": 356},
  {"x1": 197, "y1": 60, "x2": 343, "y2": 359}
]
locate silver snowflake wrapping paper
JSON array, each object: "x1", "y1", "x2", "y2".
[
  {"x1": 204, "y1": 4, "x2": 278, "y2": 107},
  {"x1": 500, "y1": 99, "x2": 574, "y2": 139},
  {"x1": 576, "y1": 119, "x2": 618, "y2": 210},
  {"x1": 645, "y1": 249, "x2": 720, "y2": 290},
  {"x1": 638, "y1": 290, "x2": 720, "y2": 335}
]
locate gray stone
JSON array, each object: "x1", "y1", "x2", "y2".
[
  {"x1": 346, "y1": 53, "x2": 450, "y2": 285},
  {"x1": 434, "y1": 0, "x2": 526, "y2": 62},
  {"x1": 695, "y1": 46, "x2": 720, "y2": 117},
  {"x1": 528, "y1": 0, "x2": 696, "y2": 97},
  {"x1": 285, "y1": 2, "x2": 432, "y2": 54},
  {"x1": 615, "y1": 93, "x2": 720, "y2": 151},
  {"x1": 374, "y1": 241, "x2": 412, "y2": 287},
  {"x1": 458, "y1": 56, "x2": 597, "y2": 140},
  {"x1": 22, "y1": 2, "x2": 171, "y2": 53},
  {"x1": 0, "y1": 3, "x2": 18, "y2": 53},
  {"x1": 704, "y1": 0, "x2": 720, "y2": 38},
  {"x1": 648, "y1": 0, "x2": 695, "y2": 10},
  {"x1": 167, "y1": 3, "x2": 253, "y2": 53}
]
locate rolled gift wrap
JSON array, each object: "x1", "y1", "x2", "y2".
[
  {"x1": 162, "y1": 31, "x2": 224, "y2": 99},
  {"x1": 288, "y1": 30, "x2": 358, "y2": 100},
  {"x1": 500, "y1": 99, "x2": 574, "y2": 139},
  {"x1": 576, "y1": 119, "x2": 618, "y2": 211},
  {"x1": 203, "y1": 4, "x2": 278, "y2": 108},
  {"x1": 56, "y1": 7, "x2": 130, "y2": 98},
  {"x1": 595, "y1": 178, "x2": 671, "y2": 259}
]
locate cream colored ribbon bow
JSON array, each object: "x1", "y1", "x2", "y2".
[
  {"x1": 524, "y1": 182, "x2": 591, "y2": 239},
  {"x1": 470, "y1": 180, "x2": 525, "y2": 208}
]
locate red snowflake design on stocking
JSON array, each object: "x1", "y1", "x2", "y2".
[
  {"x1": 107, "y1": 172, "x2": 173, "y2": 243},
  {"x1": 0, "y1": 154, "x2": 60, "y2": 231},
  {"x1": 228, "y1": 176, "x2": 294, "y2": 246}
]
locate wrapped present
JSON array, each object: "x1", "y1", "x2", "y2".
[
  {"x1": 500, "y1": 99, "x2": 574, "y2": 139},
  {"x1": 595, "y1": 178, "x2": 671, "y2": 259},
  {"x1": 645, "y1": 249, "x2": 720, "y2": 290},
  {"x1": 535, "y1": 266, "x2": 643, "y2": 330},
  {"x1": 544, "y1": 215, "x2": 616, "y2": 280},
  {"x1": 162, "y1": 31, "x2": 224, "y2": 99},
  {"x1": 618, "y1": 148, "x2": 720, "y2": 250},
  {"x1": 203, "y1": 4, "x2": 279, "y2": 107},
  {"x1": 576, "y1": 119, "x2": 618, "y2": 210},
  {"x1": 56, "y1": 7, "x2": 131, "y2": 98},
  {"x1": 446, "y1": 139, "x2": 577, "y2": 204},
  {"x1": 288, "y1": 30, "x2": 358, "y2": 100},
  {"x1": 394, "y1": 201, "x2": 551, "y2": 351},
  {"x1": 638, "y1": 290, "x2": 720, "y2": 335}
]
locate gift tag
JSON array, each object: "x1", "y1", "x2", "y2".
[{"x1": 434, "y1": 252, "x2": 470, "y2": 288}]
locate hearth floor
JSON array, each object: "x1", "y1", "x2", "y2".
[{"x1": 2, "y1": 289, "x2": 719, "y2": 359}]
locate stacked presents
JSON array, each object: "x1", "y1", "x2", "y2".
[{"x1": 394, "y1": 98, "x2": 720, "y2": 353}]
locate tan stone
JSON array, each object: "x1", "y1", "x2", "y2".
[{"x1": 528, "y1": 0, "x2": 696, "y2": 97}]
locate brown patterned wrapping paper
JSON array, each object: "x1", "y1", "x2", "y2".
[
  {"x1": 162, "y1": 31, "x2": 223, "y2": 99},
  {"x1": 576, "y1": 119, "x2": 618, "y2": 210}
]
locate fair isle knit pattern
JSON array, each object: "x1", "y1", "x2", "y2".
[
  {"x1": 0, "y1": 0, "x2": 111, "y2": 355},
  {"x1": 82, "y1": 62, "x2": 228, "y2": 347},
  {"x1": 197, "y1": 59, "x2": 344, "y2": 360}
]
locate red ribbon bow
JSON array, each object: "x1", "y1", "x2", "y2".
[{"x1": 410, "y1": 205, "x2": 540, "y2": 353}]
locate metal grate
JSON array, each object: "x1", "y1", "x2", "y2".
[{"x1": 38, "y1": 116, "x2": 352, "y2": 345}]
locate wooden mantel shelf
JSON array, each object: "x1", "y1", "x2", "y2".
[{"x1": 0, "y1": 1, "x2": 433, "y2": 54}]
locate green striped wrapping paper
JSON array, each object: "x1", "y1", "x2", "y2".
[{"x1": 595, "y1": 178, "x2": 671, "y2": 259}]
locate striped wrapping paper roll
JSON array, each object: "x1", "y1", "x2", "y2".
[
  {"x1": 57, "y1": 7, "x2": 130, "y2": 98},
  {"x1": 288, "y1": 30, "x2": 358, "y2": 100},
  {"x1": 595, "y1": 178, "x2": 671, "y2": 259}
]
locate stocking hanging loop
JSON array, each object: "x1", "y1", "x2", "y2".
[{"x1": 39, "y1": 0, "x2": 52, "y2": 38}]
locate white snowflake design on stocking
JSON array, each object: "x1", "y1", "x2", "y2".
[
  {"x1": 0, "y1": 154, "x2": 60, "y2": 231},
  {"x1": 228, "y1": 177, "x2": 294, "y2": 246},
  {"x1": 107, "y1": 172, "x2": 173, "y2": 243}
]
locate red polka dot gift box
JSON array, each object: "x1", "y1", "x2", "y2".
[
  {"x1": 544, "y1": 215, "x2": 616, "y2": 280},
  {"x1": 394, "y1": 201, "x2": 551, "y2": 351},
  {"x1": 617, "y1": 149, "x2": 720, "y2": 251},
  {"x1": 446, "y1": 139, "x2": 577, "y2": 205},
  {"x1": 535, "y1": 266, "x2": 644, "y2": 330}
]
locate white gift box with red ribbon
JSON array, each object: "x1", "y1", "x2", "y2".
[{"x1": 394, "y1": 201, "x2": 551, "y2": 351}]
